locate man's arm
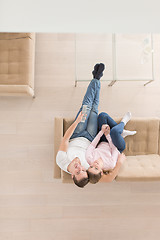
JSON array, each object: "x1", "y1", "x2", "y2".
[
  {"x1": 100, "y1": 153, "x2": 126, "y2": 182},
  {"x1": 58, "y1": 112, "x2": 84, "y2": 152}
]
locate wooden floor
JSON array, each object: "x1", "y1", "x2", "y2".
[{"x1": 1, "y1": 33, "x2": 160, "y2": 240}]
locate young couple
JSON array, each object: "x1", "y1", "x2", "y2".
[{"x1": 56, "y1": 63, "x2": 136, "y2": 188}]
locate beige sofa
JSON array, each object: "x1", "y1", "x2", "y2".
[
  {"x1": 54, "y1": 117, "x2": 160, "y2": 182},
  {"x1": 0, "y1": 32, "x2": 35, "y2": 97}
]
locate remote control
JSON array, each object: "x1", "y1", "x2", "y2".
[{"x1": 81, "y1": 105, "x2": 88, "y2": 122}]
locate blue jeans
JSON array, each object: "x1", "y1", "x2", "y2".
[
  {"x1": 98, "y1": 112, "x2": 125, "y2": 153},
  {"x1": 70, "y1": 78, "x2": 100, "y2": 142}
]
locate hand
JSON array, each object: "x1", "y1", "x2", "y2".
[
  {"x1": 75, "y1": 111, "x2": 86, "y2": 124},
  {"x1": 117, "y1": 153, "x2": 126, "y2": 164},
  {"x1": 104, "y1": 125, "x2": 110, "y2": 136},
  {"x1": 101, "y1": 124, "x2": 110, "y2": 136},
  {"x1": 101, "y1": 124, "x2": 109, "y2": 133}
]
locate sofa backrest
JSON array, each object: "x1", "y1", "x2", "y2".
[{"x1": 159, "y1": 120, "x2": 160, "y2": 156}]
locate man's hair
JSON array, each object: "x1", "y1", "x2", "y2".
[
  {"x1": 86, "y1": 170, "x2": 102, "y2": 184},
  {"x1": 73, "y1": 176, "x2": 89, "y2": 188}
]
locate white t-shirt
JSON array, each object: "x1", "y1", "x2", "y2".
[{"x1": 56, "y1": 137, "x2": 91, "y2": 174}]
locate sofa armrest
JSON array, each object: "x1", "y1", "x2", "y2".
[
  {"x1": 159, "y1": 120, "x2": 160, "y2": 155},
  {"x1": 0, "y1": 85, "x2": 34, "y2": 96},
  {"x1": 54, "y1": 118, "x2": 64, "y2": 178},
  {"x1": 28, "y1": 33, "x2": 35, "y2": 92}
]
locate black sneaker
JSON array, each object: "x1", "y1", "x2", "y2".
[
  {"x1": 95, "y1": 63, "x2": 105, "y2": 80},
  {"x1": 92, "y1": 63, "x2": 99, "y2": 78}
]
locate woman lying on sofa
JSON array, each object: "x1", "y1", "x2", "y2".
[{"x1": 86, "y1": 112, "x2": 137, "y2": 184}]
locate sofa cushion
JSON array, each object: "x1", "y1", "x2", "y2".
[
  {"x1": 0, "y1": 33, "x2": 35, "y2": 86},
  {"x1": 116, "y1": 154, "x2": 160, "y2": 181},
  {"x1": 122, "y1": 118, "x2": 159, "y2": 156}
]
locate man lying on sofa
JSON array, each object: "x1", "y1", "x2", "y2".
[{"x1": 56, "y1": 63, "x2": 135, "y2": 188}]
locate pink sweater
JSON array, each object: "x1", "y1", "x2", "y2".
[{"x1": 86, "y1": 130, "x2": 120, "y2": 171}]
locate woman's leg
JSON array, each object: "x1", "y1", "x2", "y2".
[
  {"x1": 97, "y1": 112, "x2": 117, "y2": 142},
  {"x1": 98, "y1": 112, "x2": 118, "y2": 130},
  {"x1": 109, "y1": 111, "x2": 132, "y2": 151},
  {"x1": 110, "y1": 122, "x2": 126, "y2": 152},
  {"x1": 98, "y1": 112, "x2": 125, "y2": 152}
]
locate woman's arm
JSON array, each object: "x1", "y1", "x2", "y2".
[
  {"x1": 90, "y1": 124, "x2": 109, "y2": 148},
  {"x1": 85, "y1": 130, "x2": 104, "y2": 164},
  {"x1": 103, "y1": 125, "x2": 120, "y2": 162},
  {"x1": 58, "y1": 112, "x2": 84, "y2": 152},
  {"x1": 100, "y1": 153, "x2": 126, "y2": 182},
  {"x1": 106, "y1": 134, "x2": 120, "y2": 160},
  {"x1": 91, "y1": 130, "x2": 104, "y2": 147}
]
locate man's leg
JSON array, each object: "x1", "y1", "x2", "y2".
[
  {"x1": 86, "y1": 82, "x2": 100, "y2": 141},
  {"x1": 70, "y1": 63, "x2": 105, "y2": 140},
  {"x1": 70, "y1": 78, "x2": 101, "y2": 140},
  {"x1": 75, "y1": 62, "x2": 105, "y2": 123},
  {"x1": 84, "y1": 63, "x2": 105, "y2": 141}
]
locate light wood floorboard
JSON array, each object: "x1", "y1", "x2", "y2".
[{"x1": 1, "y1": 33, "x2": 160, "y2": 239}]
